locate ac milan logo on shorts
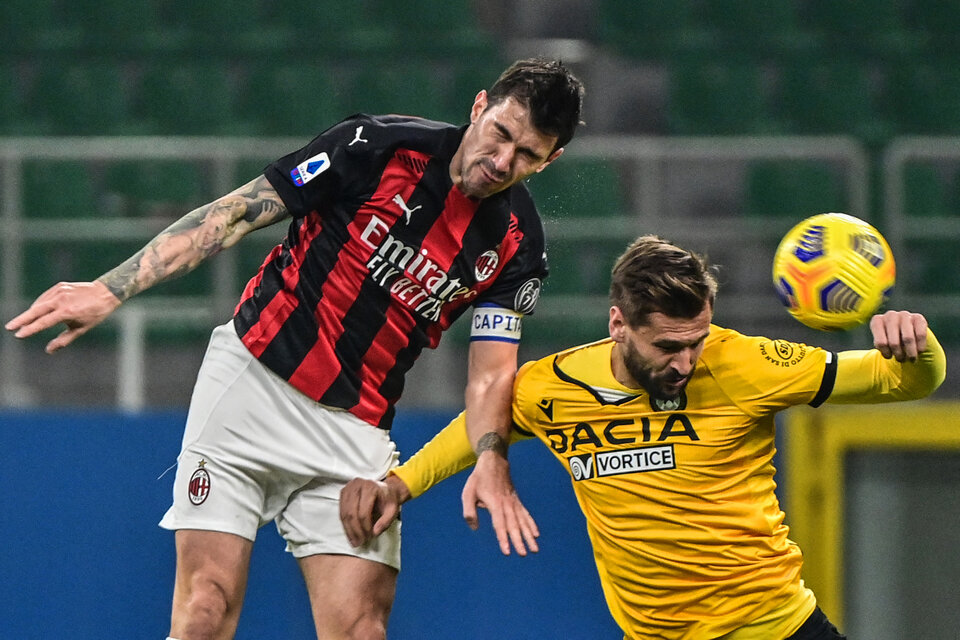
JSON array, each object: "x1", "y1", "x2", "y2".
[
  {"x1": 188, "y1": 459, "x2": 211, "y2": 506},
  {"x1": 474, "y1": 250, "x2": 499, "y2": 282}
]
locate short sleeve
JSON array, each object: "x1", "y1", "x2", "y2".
[
  {"x1": 474, "y1": 186, "x2": 548, "y2": 315},
  {"x1": 704, "y1": 328, "x2": 834, "y2": 416},
  {"x1": 263, "y1": 114, "x2": 388, "y2": 219}
]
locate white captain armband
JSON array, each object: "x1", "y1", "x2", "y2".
[{"x1": 470, "y1": 304, "x2": 523, "y2": 343}]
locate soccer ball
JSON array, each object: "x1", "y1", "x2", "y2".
[{"x1": 772, "y1": 213, "x2": 896, "y2": 331}]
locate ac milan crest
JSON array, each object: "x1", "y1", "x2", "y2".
[
  {"x1": 474, "y1": 250, "x2": 500, "y2": 282},
  {"x1": 188, "y1": 459, "x2": 211, "y2": 506}
]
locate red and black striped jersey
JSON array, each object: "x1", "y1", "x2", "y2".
[{"x1": 234, "y1": 114, "x2": 548, "y2": 429}]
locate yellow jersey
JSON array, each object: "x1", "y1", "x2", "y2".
[
  {"x1": 510, "y1": 327, "x2": 831, "y2": 639},
  {"x1": 392, "y1": 325, "x2": 945, "y2": 639}
]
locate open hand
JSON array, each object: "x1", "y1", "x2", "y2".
[
  {"x1": 5, "y1": 281, "x2": 121, "y2": 353},
  {"x1": 462, "y1": 450, "x2": 540, "y2": 556}
]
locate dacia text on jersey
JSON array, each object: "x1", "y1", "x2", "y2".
[
  {"x1": 548, "y1": 416, "x2": 698, "y2": 480},
  {"x1": 544, "y1": 415, "x2": 700, "y2": 455},
  {"x1": 361, "y1": 216, "x2": 478, "y2": 321}
]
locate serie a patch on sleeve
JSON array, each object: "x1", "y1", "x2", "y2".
[{"x1": 470, "y1": 304, "x2": 523, "y2": 343}]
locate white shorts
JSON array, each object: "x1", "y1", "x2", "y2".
[{"x1": 159, "y1": 321, "x2": 402, "y2": 569}]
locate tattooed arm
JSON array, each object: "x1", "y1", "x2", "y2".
[
  {"x1": 101, "y1": 175, "x2": 287, "y2": 301},
  {"x1": 5, "y1": 175, "x2": 288, "y2": 352}
]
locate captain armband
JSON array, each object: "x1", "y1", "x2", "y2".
[{"x1": 470, "y1": 304, "x2": 523, "y2": 344}]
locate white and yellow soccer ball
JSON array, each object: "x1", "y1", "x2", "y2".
[{"x1": 772, "y1": 212, "x2": 896, "y2": 331}]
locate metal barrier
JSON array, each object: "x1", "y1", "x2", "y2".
[
  {"x1": 0, "y1": 135, "x2": 870, "y2": 409},
  {"x1": 882, "y1": 137, "x2": 960, "y2": 316}
]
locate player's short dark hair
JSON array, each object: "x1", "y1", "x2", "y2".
[
  {"x1": 487, "y1": 58, "x2": 584, "y2": 150},
  {"x1": 610, "y1": 235, "x2": 718, "y2": 327}
]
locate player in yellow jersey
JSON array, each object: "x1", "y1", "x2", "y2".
[{"x1": 340, "y1": 235, "x2": 946, "y2": 640}]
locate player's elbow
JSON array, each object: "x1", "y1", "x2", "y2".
[
  {"x1": 915, "y1": 344, "x2": 948, "y2": 399},
  {"x1": 898, "y1": 367, "x2": 946, "y2": 401}
]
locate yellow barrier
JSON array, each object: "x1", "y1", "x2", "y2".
[{"x1": 783, "y1": 401, "x2": 960, "y2": 628}]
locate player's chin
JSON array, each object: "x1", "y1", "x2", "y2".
[
  {"x1": 463, "y1": 172, "x2": 509, "y2": 198},
  {"x1": 658, "y1": 379, "x2": 689, "y2": 397},
  {"x1": 462, "y1": 182, "x2": 501, "y2": 199}
]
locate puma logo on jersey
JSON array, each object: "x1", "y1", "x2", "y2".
[
  {"x1": 537, "y1": 398, "x2": 554, "y2": 420},
  {"x1": 349, "y1": 125, "x2": 368, "y2": 146},
  {"x1": 392, "y1": 194, "x2": 422, "y2": 224}
]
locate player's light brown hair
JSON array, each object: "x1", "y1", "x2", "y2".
[
  {"x1": 487, "y1": 58, "x2": 584, "y2": 151},
  {"x1": 609, "y1": 235, "x2": 718, "y2": 328}
]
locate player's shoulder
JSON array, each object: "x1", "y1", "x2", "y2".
[
  {"x1": 700, "y1": 323, "x2": 826, "y2": 377},
  {"x1": 515, "y1": 349, "x2": 559, "y2": 397},
  {"x1": 343, "y1": 113, "x2": 461, "y2": 154},
  {"x1": 702, "y1": 324, "x2": 772, "y2": 361},
  {"x1": 515, "y1": 352, "x2": 552, "y2": 388},
  {"x1": 484, "y1": 180, "x2": 543, "y2": 253},
  {"x1": 698, "y1": 324, "x2": 766, "y2": 373},
  {"x1": 507, "y1": 179, "x2": 535, "y2": 208},
  {"x1": 517, "y1": 339, "x2": 610, "y2": 390},
  {"x1": 506, "y1": 180, "x2": 542, "y2": 225},
  {"x1": 362, "y1": 112, "x2": 459, "y2": 133},
  {"x1": 702, "y1": 324, "x2": 751, "y2": 353}
]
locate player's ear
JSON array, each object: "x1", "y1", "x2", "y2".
[
  {"x1": 469, "y1": 90, "x2": 488, "y2": 123},
  {"x1": 535, "y1": 147, "x2": 564, "y2": 173},
  {"x1": 609, "y1": 306, "x2": 626, "y2": 342}
]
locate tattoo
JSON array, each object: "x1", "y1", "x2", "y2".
[
  {"x1": 476, "y1": 432, "x2": 508, "y2": 458},
  {"x1": 97, "y1": 175, "x2": 287, "y2": 302}
]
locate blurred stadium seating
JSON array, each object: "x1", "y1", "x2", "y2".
[
  {"x1": 744, "y1": 160, "x2": 845, "y2": 219},
  {"x1": 2, "y1": 1, "x2": 956, "y2": 141},
  {"x1": 1, "y1": 0, "x2": 959, "y2": 408},
  {"x1": 526, "y1": 157, "x2": 626, "y2": 219},
  {"x1": 2, "y1": 6, "x2": 959, "y2": 639}
]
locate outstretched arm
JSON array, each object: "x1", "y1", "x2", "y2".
[
  {"x1": 5, "y1": 175, "x2": 288, "y2": 352},
  {"x1": 830, "y1": 310, "x2": 946, "y2": 403},
  {"x1": 340, "y1": 411, "x2": 533, "y2": 551}
]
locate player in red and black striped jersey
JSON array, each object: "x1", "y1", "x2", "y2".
[
  {"x1": 6, "y1": 58, "x2": 584, "y2": 639},
  {"x1": 236, "y1": 112, "x2": 549, "y2": 429}
]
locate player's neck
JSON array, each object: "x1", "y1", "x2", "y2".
[{"x1": 609, "y1": 343, "x2": 640, "y2": 389}]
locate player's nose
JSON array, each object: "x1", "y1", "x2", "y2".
[
  {"x1": 672, "y1": 351, "x2": 697, "y2": 376},
  {"x1": 491, "y1": 146, "x2": 514, "y2": 173}
]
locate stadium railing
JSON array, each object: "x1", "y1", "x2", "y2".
[
  {"x1": 0, "y1": 135, "x2": 886, "y2": 410},
  {"x1": 882, "y1": 137, "x2": 960, "y2": 346}
]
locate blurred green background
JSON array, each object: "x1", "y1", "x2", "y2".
[{"x1": 1, "y1": 0, "x2": 957, "y2": 405}]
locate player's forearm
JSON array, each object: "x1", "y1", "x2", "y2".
[
  {"x1": 831, "y1": 329, "x2": 947, "y2": 403},
  {"x1": 98, "y1": 176, "x2": 287, "y2": 301},
  {"x1": 98, "y1": 206, "x2": 217, "y2": 302},
  {"x1": 466, "y1": 378, "x2": 513, "y2": 454},
  {"x1": 391, "y1": 411, "x2": 530, "y2": 498},
  {"x1": 464, "y1": 357, "x2": 516, "y2": 452},
  {"x1": 463, "y1": 336, "x2": 519, "y2": 445},
  {"x1": 391, "y1": 412, "x2": 479, "y2": 498}
]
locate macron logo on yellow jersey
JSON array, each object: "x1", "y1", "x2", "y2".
[{"x1": 537, "y1": 398, "x2": 554, "y2": 420}]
